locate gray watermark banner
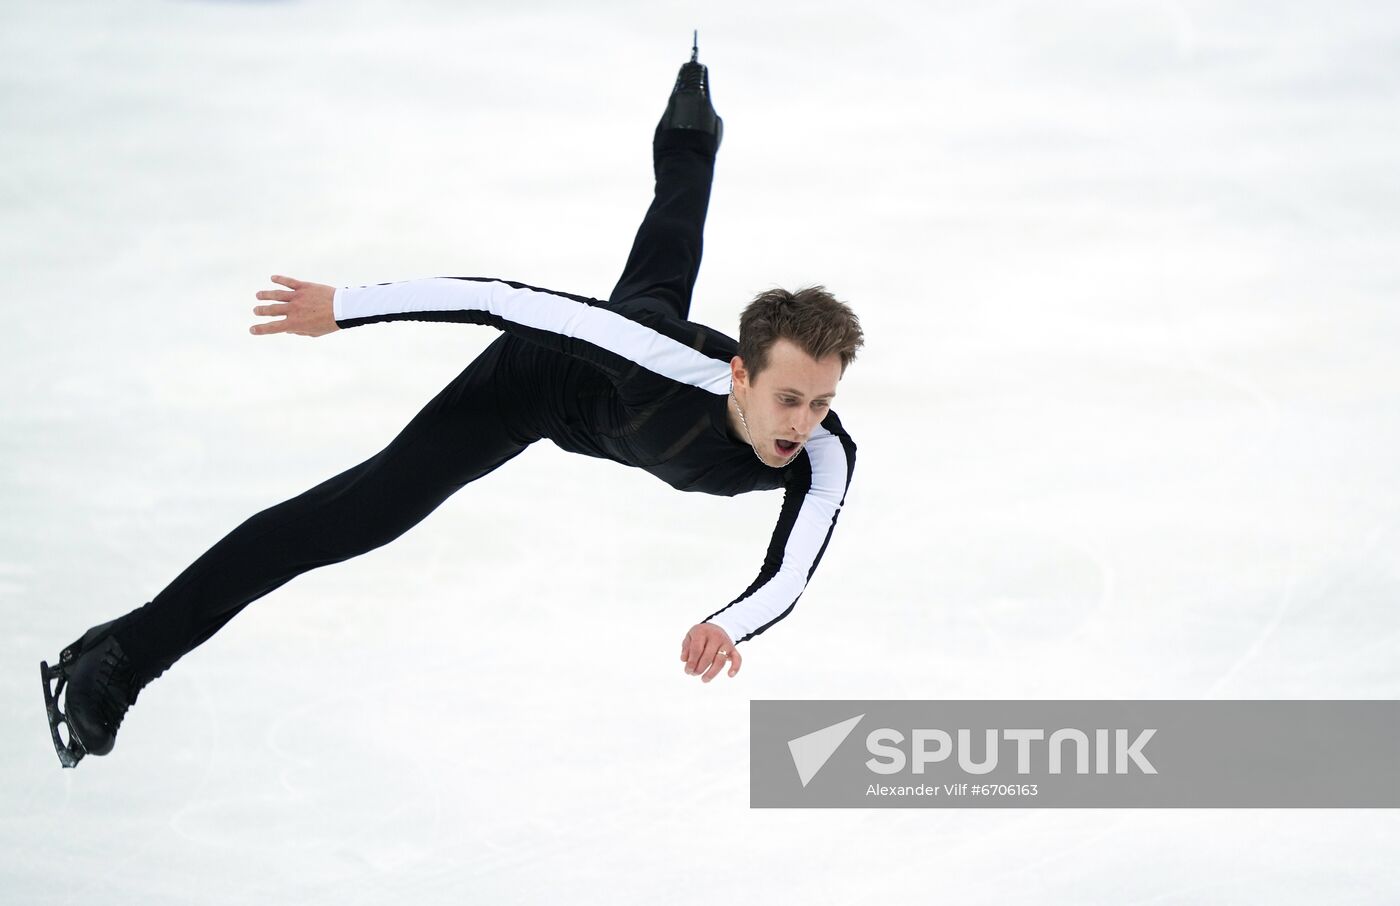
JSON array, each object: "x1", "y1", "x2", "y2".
[{"x1": 750, "y1": 701, "x2": 1400, "y2": 807}]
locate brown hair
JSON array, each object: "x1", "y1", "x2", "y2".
[{"x1": 737, "y1": 285, "x2": 864, "y2": 380}]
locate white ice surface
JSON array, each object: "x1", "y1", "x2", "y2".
[{"x1": 3, "y1": 1, "x2": 1400, "y2": 902}]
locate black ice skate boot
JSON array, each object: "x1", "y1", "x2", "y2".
[
  {"x1": 40, "y1": 616, "x2": 161, "y2": 768},
  {"x1": 657, "y1": 30, "x2": 723, "y2": 150}
]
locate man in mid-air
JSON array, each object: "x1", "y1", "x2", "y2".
[{"x1": 41, "y1": 36, "x2": 863, "y2": 768}]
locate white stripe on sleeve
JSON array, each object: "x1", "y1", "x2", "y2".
[{"x1": 334, "y1": 278, "x2": 731, "y2": 394}]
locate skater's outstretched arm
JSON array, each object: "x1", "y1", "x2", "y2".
[
  {"x1": 699, "y1": 418, "x2": 856, "y2": 648},
  {"x1": 254, "y1": 273, "x2": 739, "y2": 402},
  {"x1": 674, "y1": 416, "x2": 855, "y2": 683}
]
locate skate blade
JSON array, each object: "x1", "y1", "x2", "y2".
[{"x1": 40, "y1": 660, "x2": 86, "y2": 769}]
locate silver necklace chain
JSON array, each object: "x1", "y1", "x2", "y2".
[{"x1": 729, "y1": 385, "x2": 768, "y2": 465}]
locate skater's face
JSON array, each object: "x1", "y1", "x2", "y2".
[{"x1": 730, "y1": 338, "x2": 843, "y2": 468}]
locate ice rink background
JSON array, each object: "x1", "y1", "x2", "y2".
[{"x1": 3, "y1": 0, "x2": 1399, "y2": 902}]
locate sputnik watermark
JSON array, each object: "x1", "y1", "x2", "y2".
[{"x1": 752, "y1": 701, "x2": 1400, "y2": 807}]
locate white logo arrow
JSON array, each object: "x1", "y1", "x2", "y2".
[{"x1": 787, "y1": 714, "x2": 865, "y2": 787}]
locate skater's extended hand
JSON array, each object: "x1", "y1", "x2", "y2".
[
  {"x1": 680, "y1": 623, "x2": 741, "y2": 682},
  {"x1": 250, "y1": 275, "x2": 340, "y2": 337}
]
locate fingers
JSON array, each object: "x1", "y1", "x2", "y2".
[
  {"x1": 270, "y1": 274, "x2": 304, "y2": 290},
  {"x1": 700, "y1": 648, "x2": 727, "y2": 682},
  {"x1": 691, "y1": 636, "x2": 724, "y2": 680},
  {"x1": 680, "y1": 633, "x2": 691, "y2": 664},
  {"x1": 250, "y1": 318, "x2": 288, "y2": 335},
  {"x1": 251, "y1": 285, "x2": 293, "y2": 334},
  {"x1": 701, "y1": 642, "x2": 741, "y2": 682},
  {"x1": 684, "y1": 632, "x2": 711, "y2": 675}
]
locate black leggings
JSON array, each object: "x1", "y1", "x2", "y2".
[{"x1": 116, "y1": 125, "x2": 719, "y2": 681}]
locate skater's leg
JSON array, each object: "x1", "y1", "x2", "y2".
[
  {"x1": 113, "y1": 336, "x2": 537, "y2": 682},
  {"x1": 41, "y1": 337, "x2": 545, "y2": 765},
  {"x1": 607, "y1": 110, "x2": 721, "y2": 318}
]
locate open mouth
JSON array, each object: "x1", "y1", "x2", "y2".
[{"x1": 774, "y1": 439, "x2": 799, "y2": 457}]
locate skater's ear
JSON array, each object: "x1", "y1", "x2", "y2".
[{"x1": 730, "y1": 355, "x2": 751, "y2": 389}]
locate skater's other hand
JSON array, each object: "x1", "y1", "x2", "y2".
[
  {"x1": 680, "y1": 623, "x2": 741, "y2": 682},
  {"x1": 250, "y1": 275, "x2": 340, "y2": 337}
]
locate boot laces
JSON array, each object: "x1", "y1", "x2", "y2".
[
  {"x1": 93, "y1": 645, "x2": 140, "y2": 731},
  {"x1": 673, "y1": 62, "x2": 708, "y2": 96}
]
